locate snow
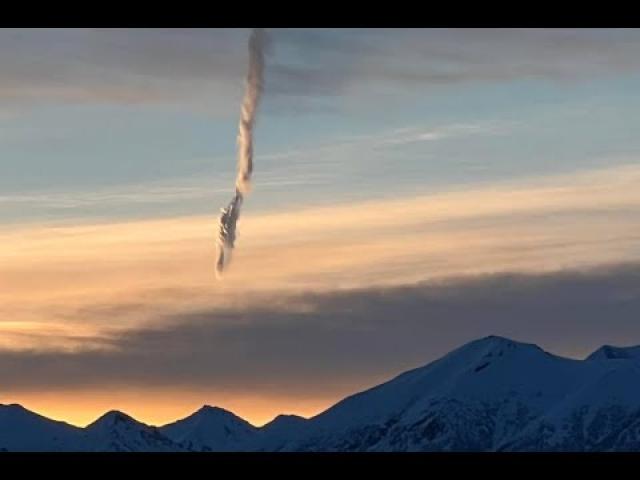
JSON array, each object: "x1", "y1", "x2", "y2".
[
  {"x1": 83, "y1": 410, "x2": 185, "y2": 452},
  {"x1": 159, "y1": 405, "x2": 257, "y2": 452},
  {"x1": 4, "y1": 335, "x2": 640, "y2": 451},
  {"x1": 0, "y1": 404, "x2": 83, "y2": 452},
  {"x1": 281, "y1": 336, "x2": 640, "y2": 451},
  {"x1": 587, "y1": 345, "x2": 640, "y2": 361},
  {"x1": 249, "y1": 414, "x2": 308, "y2": 451}
]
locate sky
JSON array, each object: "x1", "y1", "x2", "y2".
[{"x1": 2, "y1": 28, "x2": 640, "y2": 427}]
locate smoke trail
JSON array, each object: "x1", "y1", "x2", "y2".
[
  {"x1": 215, "y1": 29, "x2": 266, "y2": 277},
  {"x1": 235, "y1": 28, "x2": 266, "y2": 195}
]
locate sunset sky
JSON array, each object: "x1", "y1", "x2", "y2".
[{"x1": 3, "y1": 28, "x2": 640, "y2": 427}]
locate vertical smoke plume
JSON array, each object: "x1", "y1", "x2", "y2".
[
  {"x1": 215, "y1": 29, "x2": 267, "y2": 277},
  {"x1": 235, "y1": 28, "x2": 266, "y2": 195}
]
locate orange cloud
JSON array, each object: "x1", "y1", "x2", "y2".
[{"x1": 2, "y1": 163, "x2": 640, "y2": 355}]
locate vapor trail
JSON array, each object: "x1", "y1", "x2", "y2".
[
  {"x1": 235, "y1": 28, "x2": 266, "y2": 195},
  {"x1": 215, "y1": 29, "x2": 267, "y2": 277}
]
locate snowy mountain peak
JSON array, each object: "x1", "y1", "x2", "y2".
[
  {"x1": 0, "y1": 404, "x2": 30, "y2": 417},
  {"x1": 265, "y1": 414, "x2": 307, "y2": 427},
  {"x1": 84, "y1": 409, "x2": 183, "y2": 452},
  {"x1": 0, "y1": 404, "x2": 82, "y2": 452},
  {"x1": 195, "y1": 405, "x2": 237, "y2": 417},
  {"x1": 260, "y1": 414, "x2": 307, "y2": 436},
  {"x1": 87, "y1": 410, "x2": 136, "y2": 429},
  {"x1": 586, "y1": 345, "x2": 640, "y2": 361},
  {"x1": 460, "y1": 335, "x2": 546, "y2": 358},
  {"x1": 480, "y1": 334, "x2": 519, "y2": 345},
  {"x1": 159, "y1": 405, "x2": 257, "y2": 452},
  {"x1": 5, "y1": 336, "x2": 640, "y2": 451},
  {"x1": 249, "y1": 414, "x2": 309, "y2": 451}
]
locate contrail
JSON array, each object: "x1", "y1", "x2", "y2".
[{"x1": 215, "y1": 29, "x2": 267, "y2": 277}]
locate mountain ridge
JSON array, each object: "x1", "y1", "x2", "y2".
[{"x1": 3, "y1": 335, "x2": 640, "y2": 451}]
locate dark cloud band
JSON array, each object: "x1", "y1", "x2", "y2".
[{"x1": 2, "y1": 263, "x2": 640, "y2": 396}]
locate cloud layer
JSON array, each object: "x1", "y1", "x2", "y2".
[
  {"x1": 3, "y1": 162, "x2": 640, "y2": 342},
  {"x1": 4, "y1": 263, "x2": 640, "y2": 426},
  {"x1": 3, "y1": 161, "x2": 640, "y2": 424},
  {"x1": 3, "y1": 29, "x2": 640, "y2": 111}
]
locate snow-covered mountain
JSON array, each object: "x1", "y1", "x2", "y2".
[
  {"x1": 83, "y1": 410, "x2": 186, "y2": 452},
  {"x1": 282, "y1": 336, "x2": 640, "y2": 451},
  {"x1": 159, "y1": 406, "x2": 256, "y2": 452},
  {"x1": 3, "y1": 335, "x2": 640, "y2": 451},
  {"x1": 0, "y1": 404, "x2": 83, "y2": 452},
  {"x1": 249, "y1": 414, "x2": 308, "y2": 451},
  {"x1": 586, "y1": 344, "x2": 640, "y2": 361}
]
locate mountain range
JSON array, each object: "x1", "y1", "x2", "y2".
[{"x1": 3, "y1": 335, "x2": 640, "y2": 452}]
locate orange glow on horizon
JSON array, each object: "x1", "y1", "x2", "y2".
[{"x1": 3, "y1": 388, "x2": 352, "y2": 428}]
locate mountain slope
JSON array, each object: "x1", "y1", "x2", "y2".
[
  {"x1": 0, "y1": 404, "x2": 83, "y2": 452},
  {"x1": 249, "y1": 414, "x2": 308, "y2": 451},
  {"x1": 280, "y1": 336, "x2": 639, "y2": 451},
  {"x1": 159, "y1": 406, "x2": 257, "y2": 452},
  {"x1": 586, "y1": 345, "x2": 640, "y2": 361},
  {"x1": 84, "y1": 410, "x2": 186, "y2": 452},
  {"x1": 4, "y1": 335, "x2": 640, "y2": 451},
  {"x1": 501, "y1": 361, "x2": 640, "y2": 451}
]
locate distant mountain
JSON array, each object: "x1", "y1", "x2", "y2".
[
  {"x1": 586, "y1": 344, "x2": 640, "y2": 361},
  {"x1": 3, "y1": 335, "x2": 640, "y2": 451},
  {"x1": 0, "y1": 404, "x2": 83, "y2": 452},
  {"x1": 84, "y1": 410, "x2": 185, "y2": 452},
  {"x1": 250, "y1": 414, "x2": 308, "y2": 451},
  {"x1": 159, "y1": 406, "x2": 256, "y2": 452}
]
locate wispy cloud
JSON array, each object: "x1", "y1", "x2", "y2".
[
  {"x1": 3, "y1": 162, "x2": 640, "y2": 345},
  {"x1": 0, "y1": 119, "x2": 506, "y2": 222},
  {"x1": 374, "y1": 122, "x2": 510, "y2": 147}
]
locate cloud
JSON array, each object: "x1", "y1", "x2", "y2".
[
  {"x1": 3, "y1": 162, "x2": 640, "y2": 423},
  {"x1": 374, "y1": 122, "x2": 508, "y2": 147},
  {"x1": 0, "y1": 118, "x2": 507, "y2": 225},
  {"x1": 3, "y1": 263, "x2": 640, "y2": 397},
  {"x1": 0, "y1": 29, "x2": 247, "y2": 110},
  {"x1": 265, "y1": 29, "x2": 640, "y2": 103},
  {"x1": 2, "y1": 29, "x2": 640, "y2": 111},
  {"x1": 3, "y1": 161, "x2": 640, "y2": 347}
]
